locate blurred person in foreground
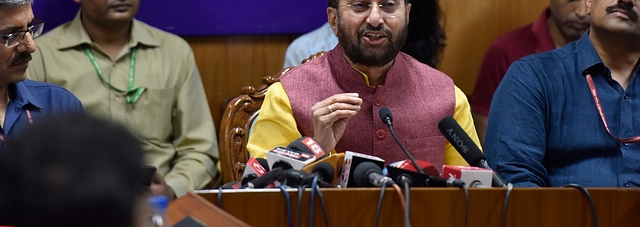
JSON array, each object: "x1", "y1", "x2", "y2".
[{"x1": 0, "y1": 114, "x2": 144, "y2": 227}]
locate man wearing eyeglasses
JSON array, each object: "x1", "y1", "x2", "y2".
[
  {"x1": 0, "y1": 0, "x2": 82, "y2": 146},
  {"x1": 26, "y1": 0, "x2": 219, "y2": 199},
  {"x1": 485, "y1": 0, "x2": 640, "y2": 187},
  {"x1": 248, "y1": 0, "x2": 480, "y2": 168}
]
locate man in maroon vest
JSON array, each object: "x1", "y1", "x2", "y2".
[{"x1": 247, "y1": 0, "x2": 480, "y2": 169}]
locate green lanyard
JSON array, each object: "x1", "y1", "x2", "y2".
[{"x1": 83, "y1": 45, "x2": 146, "y2": 104}]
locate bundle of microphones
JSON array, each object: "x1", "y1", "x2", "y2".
[{"x1": 222, "y1": 107, "x2": 507, "y2": 190}]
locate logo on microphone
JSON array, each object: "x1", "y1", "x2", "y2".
[
  {"x1": 446, "y1": 128, "x2": 469, "y2": 153},
  {"x1": 341, "y1": 158, "x2": 352, "y2": 183},
  {"x1": 302, "y1": 137, "x2": 325, "y2": 157},
  {"x1": 250, "y1": 160, "x2": 267, "y2": 175}
]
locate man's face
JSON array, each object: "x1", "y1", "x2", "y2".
[
  {"x1": 329, "y1": 0, "x2": 411, "y2": 67},
  {"x1": 549, "y1": 0, "x2": 591, "y2": 41},
  {"x1": 0, "y1": 4, "x2": 37, "y2": 86},
  {"x1": 74, "y1": 0, "x2": 140, "y2": 24},
  {"x1": 586, "y1": 0, "x2": 640, "y2": 36}
]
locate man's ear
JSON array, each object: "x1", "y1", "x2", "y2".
[
  {"x1": 586, "y1": 0, "x2": 592, "y2": 15},
  {"x1": 327, "y1": 7, "x2": 338, "y2": 37}
]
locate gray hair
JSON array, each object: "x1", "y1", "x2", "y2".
[{"x1": 0, "y1": 0, "x2": 32, "y2": 8}]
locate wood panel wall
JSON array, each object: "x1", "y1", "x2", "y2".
[
  {"x1": 186, "y1": 0, "x2": 548, "y2": 128},
  {"x1": 439, "y1": 0, "x2": 549, "y2": 93}
]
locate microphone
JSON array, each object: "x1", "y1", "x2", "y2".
[
  {"x1": 287, "y1": 136, "x2": 327, "y2": 160},
  {"x1": 352, "y1": 162, "x2": 394, "y2": 187},
  {"x1": 242, "y1": 157, "x2": 269, "y2": 180},
  {"x1": 442, "y1": 165, "x2": 493, "y2": 188},
  {"x1": 387, "y1": 160, "x2": 466, "y2": 188},
  {"x1": 223, "y1": 157, "x2": 270, "y2": 189},
  {"x1": 310, "y1": 162, "x2": 335, "y2": 183},
  {"x1": 302, "y1": 153, "x2": 344, "y2": 185},
  {"x1": 339, "y1": 151, "x2": 385, "y2": 188},
  {"x1": 379, "y1": 107, "x2": 424, "y2": 174},
  {"x1": 279, "y1": 169, "x2": 335, "y2": 188},
  {"x1": 243, "y1": 167, "x2": 285, "y2": 189},
  {"x1": 437, "y1": 116, "x2": 507, "y2": 187},
  {"x1": 266, "y1": 146, "x2": 316, "y2": 170},
  {"x1": 266, "y1": 137, "x2": 328, "y2": 171},
  {"x1": 389, "y1": 159, "x2": 440, "y2": 177}
]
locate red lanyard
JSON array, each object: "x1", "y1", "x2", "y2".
[
  {"x1": 585, "y1": 74, "x2": 640, "y2": 143},
  {"x1": 0, "y1": 109, "x2": 33, "y2": 143}
]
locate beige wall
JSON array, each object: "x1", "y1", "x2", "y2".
[{"x1": 187, "y1": 0, "x2": 549, "y2": 128}]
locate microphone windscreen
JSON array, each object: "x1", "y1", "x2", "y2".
[
  {"x1": 378, "y1": 106, "x2": 393, "y2": 124},
  {"x1": 287, "y1": 137, "x2": 327, "y2": 159},
  {"x1": 438, "y1": 116, "x2": 485, "y2": 167},
  {"x1": 340, "y1": 151, "x2": 385, "y2": 188},
  {"x1": 353, "y1": 162, "x2": 382, "y2": 187},
  {"x1": 302, "y1": 153, "x2": 344, "y2": 186},
  {"x1": 311, "y1": 162, "x2": 335, "y2": 183}
]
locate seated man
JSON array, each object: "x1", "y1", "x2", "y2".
[
  {"x1": 27, "y1": 0, "x2": 218, "y2": 198},
  {"x1": 485, "y1": 0, "x2": 640, "y2": 187},
  {"x1": 248, "y1": 0, "x2": 480, "y2": 169},
  {"x1": 0, "y1": 114, "x2": 143, "y2": 227},
  {"x1": 471, "y1": 0, "x2": 590, "y2": 145},
  {"x1": 283, "y1": 0, "x2": 446, "y2": 68},
  {"x1": 0, "y1": 0, "x2": 83, "y2": 147}
]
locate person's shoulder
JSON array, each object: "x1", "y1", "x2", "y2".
[
  {"x1": 135, "y1": 20, "x2": 191, "y2": 48},
  {"x1": 497, "y1": 22, "x2": 536, "y2": 43},
  {"x1": 35, "y1": 21, "x2": 73, "y2": 46},
  {"x1": 20, "y1": 79, "x2": 75, "y2": 95},
  {"x1": 400, "y1": 52, "x2": 450, "y2": 78}
]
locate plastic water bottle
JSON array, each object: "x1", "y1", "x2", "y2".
[{"x1": 148, "y1": 195, "x2": 169, "y2": 227}]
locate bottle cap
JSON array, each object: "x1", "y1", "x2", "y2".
[{"x1": 148, "y1": 195, "x2": 169, "y2": 209}]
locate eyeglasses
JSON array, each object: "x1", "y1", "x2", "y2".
[
  {"x1": 340, "y1": 1, "x2": 402, "y2": 17},
  {"x1": 0, "y1": 19, "x2": 45, "y2": 48}
]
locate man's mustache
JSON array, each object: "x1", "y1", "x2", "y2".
[
  {"x1": 11, "y1": 53, "x2": 32, "y2": 66},
  {"x1": 606, "y1": 1, "x2": 639, "y2": 22},
  {"x1": 358, "y1": 24, "x2": 393, "y2": 38}
]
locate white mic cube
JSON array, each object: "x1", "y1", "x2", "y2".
[{"x1": 442, "y1": 165, "x2": 493, "y2": 188}]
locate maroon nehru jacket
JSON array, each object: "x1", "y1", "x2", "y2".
[
  {"x1": 471, "y1": 7, "x2": 555, "y2": 116},
  {"x1": 280, "y1": 46, "x2": 455, "y2": 168}
]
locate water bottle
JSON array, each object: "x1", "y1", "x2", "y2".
[{"x1": 148, "y1": 195, "x2": 169, "y2": 227}]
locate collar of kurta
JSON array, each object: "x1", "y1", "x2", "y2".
[{"x1": 55, "y1": 10, "x2": 161, "y2": 51}]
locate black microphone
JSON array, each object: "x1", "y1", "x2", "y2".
[
  {"x1": 353, "y1": 162, "x2": 394, "y2": 187},
  {"x1": 310, "y1": 162, "x2": 335, "y2": 183},
  {"x1": 279, "y1": 169, "x2": 335, "y2": 188},
  {"x1": 437, "y1": 116, "x2": 507, "y2": 187},
  {"x1": 387, "y1": 164, "x2": 466, "y2": 188},
  {"x1": 243, "y1": 167, "x2": 285, "y2": 189},
  {"x1": 379, "y1": 107, "x2": 424, "y2": 174}
]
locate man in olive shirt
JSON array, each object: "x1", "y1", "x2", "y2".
[{"x1": 26, "y1": 0, "x2": 219, "y2": 198}]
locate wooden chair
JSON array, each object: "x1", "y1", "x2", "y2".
[{"x1": 218, "y1": 52, "x2": 326, "y2": 184}]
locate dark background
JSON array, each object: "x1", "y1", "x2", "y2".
[{"x1": 33, "y1": 1, "x2": 328, "y2": 36}]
